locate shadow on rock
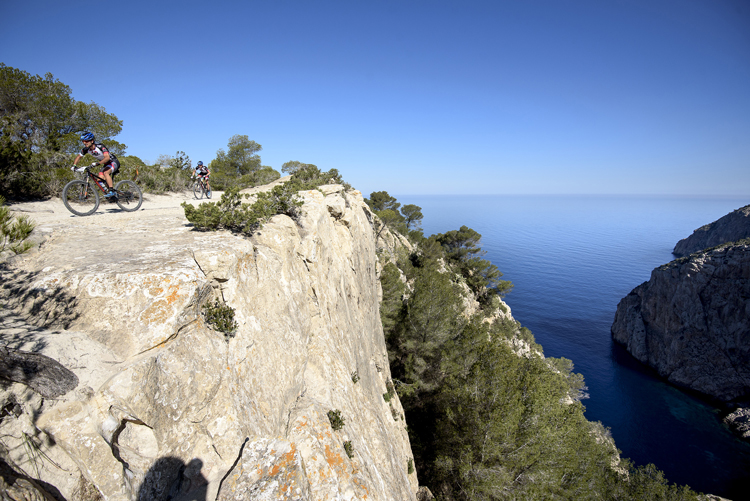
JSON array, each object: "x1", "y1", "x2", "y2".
[
  {"x1": 138, "y1": 457, "x2": 207, "y2": 501},
  {"x1": 0, "y1": 264, "x2": 79, "y2": 330}
]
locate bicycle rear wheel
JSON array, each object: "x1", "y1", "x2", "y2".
[
  {"x1": 114, "y1": 180, "x2": 143, "y2": 212},
  {"x1": 62, "y1": 180, "x2": 100, "y2": 216},
  {"x1": 193, "y1": 181, "x2": 204, "y2": 199}
]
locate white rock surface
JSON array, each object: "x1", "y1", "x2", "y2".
[{"x1": 0, "y1": 187, "x2": 418, "y2": 500}]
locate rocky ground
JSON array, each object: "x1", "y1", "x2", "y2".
[{"x1": 1, "y1": 186, "x2": 419, "y2": 501}]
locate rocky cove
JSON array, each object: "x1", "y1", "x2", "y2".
[
  {"x1": 0, "y1": 185, "x2": 419, "y2": 500},
  {"x1": 611, "y1": 204, "x2": 750, "y2": 441}
]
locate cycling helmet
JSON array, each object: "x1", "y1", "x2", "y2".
[
  {"x1": 80, "y1": 132, "x2": 95, "y2": 142},
  {"x1": 197, "y1": 161, "x2": 204, "y2": 166}
]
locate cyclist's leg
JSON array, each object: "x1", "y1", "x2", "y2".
[
  {"x1": 101, "y1": 160, "x2": 120, "y2": 197},
  {"x1": 100, "y1": 166, "x2": 114, "y2": 189}
]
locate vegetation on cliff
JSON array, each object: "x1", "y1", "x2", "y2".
[
  {"x1": 376, "y1": 191, "x2": 700, "y2": 500},
  {"x1": 181, "y1": 164, "x2": 348, "y2": 234}
]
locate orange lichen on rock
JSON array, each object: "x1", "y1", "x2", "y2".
[
  {"x1": 324, "y1": 444, "x2": 347, "y2": 477},
  {"x1": 140, "y1": 284, "x2": 186, "y2": 324}
]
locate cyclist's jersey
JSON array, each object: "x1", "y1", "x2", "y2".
[
  {"x1": 196, "y1": 166, "x2": 209, "y2": 176},
  {"x1": 80, "y1": 143, "x2": 117, "y2": 164}
]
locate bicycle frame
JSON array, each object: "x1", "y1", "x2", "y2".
[{"x1": 79, "y1": 167, "x2": 113, "y2": 193}]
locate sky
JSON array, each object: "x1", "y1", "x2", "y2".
[{"x1": 1, "y1": 0, "x2": 749, "y2": 196}]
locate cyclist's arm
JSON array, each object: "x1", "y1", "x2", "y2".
[
  {"x1": 73, "y1": 153, "x2": 83, "y2": 166},
  {"x1": 96, "y1": 151, "x2": 111, "y2": 167}
]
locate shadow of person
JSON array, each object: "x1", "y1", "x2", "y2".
[{"x1": 137, "y1": 457, "x2": 207, "y2": 501}]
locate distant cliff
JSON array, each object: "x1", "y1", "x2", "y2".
[
  {"x1": 611, "y1": 240, "x2": 750, "y2": 403},
  {"x1": 673, "y1": 204, "x2": 750, "y2": 257}
]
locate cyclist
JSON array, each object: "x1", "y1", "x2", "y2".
[
  {"x1": 72, "y1": 132, "x2": 120, "y2": 198},
  {"x1": 193, "y1": 161, "x2": 211, "y2": 193}
]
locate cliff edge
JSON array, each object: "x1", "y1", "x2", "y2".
[
  {"x1": 673, "y1": 204, "x2": 750, "y2": 257},
  {"x1": 611, "y1": 240, "x2": 750, "y2": 403},
  {"x1": 0, "y1": 186, "x2": 418, "y2": 500}
]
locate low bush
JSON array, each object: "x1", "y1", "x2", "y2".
[
  {"x1": 181, "y1": 165, "x2": 349, "y2": 235},
  {"x1": 202, "y1": 299, "x2": 238, "y2": 339},
  {"x1": 0, "y1": 195, "x2": 35, "y2": 255},
  {"x1": 327, "y1": 409, "x2": 345, "y2": 431},
  {"x1": 343, "y1": 440, "x2": 354, "y2": 458},
  {"x1": 133, "y1": 165, "x2": 192, "y2": 194}
]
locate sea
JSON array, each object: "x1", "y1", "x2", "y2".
[{"x1": 396, "y1": 194, "x2": 750, "y2": 499}]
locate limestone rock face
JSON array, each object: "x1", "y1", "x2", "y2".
[
  {"x1": 673, "y1": 204, "x2": 750, "y2": 257},
  {"x1": 611, "y1": 242, "x2": 750, "y2": 402},
  {"x1": 0, "y1": 187, "x2": 417, "y2": 501}
]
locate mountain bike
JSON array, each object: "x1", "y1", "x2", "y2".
[
  {"x1": 62, "y1": 164, "x2": 143, "y2": 216},
  {"x1": 192, "y1": 176, "x2": 212, "y2": 199}
]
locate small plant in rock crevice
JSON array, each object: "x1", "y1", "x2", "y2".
[
  {"x1": 408, "y1": 457, "x2": 414, "y2": 474},
  {"x1": 202, "y1": 299, "x2": 238, "y2": 339},
  {"x1": 327, "y1": 409, "x2": 345, "y2": 431},
  {"x1": 351, "y1": 370, "x2": 360, "y2": 384},
  {"x1": 383, "y1": 379, "x2": 395, "y2": 402},
  {"x1": 343, "y1": 440, "x2": 354, "y2": 458}
]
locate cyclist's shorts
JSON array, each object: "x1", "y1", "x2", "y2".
[{"x1": 100, "y1": 159, "x2": 120, "y2": 176}]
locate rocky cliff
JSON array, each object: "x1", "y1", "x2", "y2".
[
  {"x1": 673, "y1": 204, "x2": 750, "y2": 257},
  {"x1": 0, "y1": 186, "x2": 418, "y2": 500},
  {"x1": 611, "y1": 241, "x2": 750, "y2": 403}
]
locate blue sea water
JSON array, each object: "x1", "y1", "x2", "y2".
[{"x1": 398, "y1": 194, "x2": 750, "y2": 499}]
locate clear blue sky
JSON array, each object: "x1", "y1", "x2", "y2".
[{"x1": 2, "y1": 0, "x2": 749, "y2": 196}]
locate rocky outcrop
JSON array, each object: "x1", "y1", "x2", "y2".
[
  {"x1": 724, "y1": 407, "x2": 750, "y2": 439},
  {"x1": 611, "y1": 241, "x2": 750, "y2": 402},
  {"x1": 0, "y1": 186, "x2": 418, "y2": 500},
  {"x1": 673, "y1": 204, "x2": 750, "y2": 257}
]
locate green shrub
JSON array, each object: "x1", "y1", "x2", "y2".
[
  {"x1": 327, "y1": 409, "x2": 345, "y2": 431},
  {"x1": 343, "y1": 440, "x2": 354, "y2": 458},
  {"x1": 202, "y1": 299, "x2": 238, "y2": 339},
  {"x1": 383, "y1": 380, "x2": 395, "y2": 402},
  {"x1": 0, "y1": 195, "x2": 35, "y2": 255},
  {"x1": 351, "y1": 370, "x2": 360, "y2": 384},
  {"x1": 133, "y1": 165, "x2": 192, "y2": 194},
  {"x1": 407, "y1": 458, "x2": 414, "y2": 475},
  {"x1": 182, "y1": 184, "x2": 303, "y2": 235}
]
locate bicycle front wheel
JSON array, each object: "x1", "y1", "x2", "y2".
[
  {"x1": 62, "y1": 180, "x2": 100, "y2": 216},
  {"x1": 193, "y1": 181, "x2": 203, "y2": 199},
  {"x1": 114, "y1": 180, "x2": 143, "y2": 212}
]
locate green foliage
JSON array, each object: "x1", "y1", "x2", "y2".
[
  {"x1": 376, "y1": 209, "x2": 699, "y2": 499},
  {"x1": 202, "y1": 299, "x2": 238, "y2": 339},
  {"x1": 366, "y1": 191, "x2": 400, "y2": 212},
  {"x1": 182, "y1": 165, "x2": 349, "y2": 235},
  {"x1": 135, "y1": 164, "x2": 192, "y2": 194},
  {"x1": 282, "y1": 160, "x2": 315, "y2": 175},
  {"x1": 0, "y1": 195, "x2": 35, "y2": 255},
  {"x1": 379, "y1": 262, "x2": 406, "y2": 339},
  {"x1": 400, "y1": 204, "x2": 423, "y2": 231},
  {"x1": 169, "y1": 150, "x2": 191, "y2": 170},
  {"x1": 0, "y1": 64, "x2": 123, "y2": 198},
  {"x1": 343, "y1": 440, "x2": 354, "y2": 458},
  {"x1": 383, "y1": 380, "x2": 395, "y2": 402},
  {"x1": 208, "y1": 135, "x2": 279, "y2": 191},
  {"x1": 433, "y1": 226, "x2": 513, "y2": 301},
  {"x1": 408, "y1": 458, "x2": 415, "y2": 475},
  {"x1": 182, "y1": 182, "x2": 303, "y2": 234},
  {"x1": 290, "y1": 164, "x2": 350, "y2": 190},
  {"x1": 351, "y1": 370, "x2": 360, "y2": 384},
  {"x1": 327, "y1": 409, "x2": 345, "y2": 431}
]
